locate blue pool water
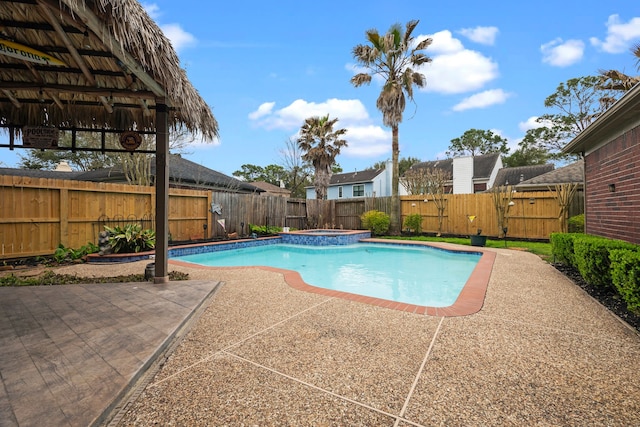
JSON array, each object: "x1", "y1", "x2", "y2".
[{"x1": 175, "y1": 243, "x2": 481, "y2": 307}]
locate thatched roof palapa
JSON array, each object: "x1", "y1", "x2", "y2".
[
  {"x1": 0, "y1": 0, "x2": 218, "y2": 139},
  {"x1": 0, "y1": 0, "x2": 219, "y2": 282}
]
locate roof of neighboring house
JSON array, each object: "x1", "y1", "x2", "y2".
[
  {"x1": 493, "y1": 164, "x2": 555, "y2": 187},
  {"x1": 472, "y1": 153, "x2": 501, "y2": 179},
  {"x1": 0, "y1": 168, "x2": 84, "y2": 180},
  {"x1": 563, "y1": 83, "x2": 640, "y2": 154},
  {"x1": 516, "y1": 160, "x2": 584, "y2": 190},
  {"x1": 408, "y1": 152, "x2": 501, "y2": 179},
  {"x1": 164, "y1": 155, "x2": 260, "y2": 192},
  {"x1": 409, "y1": 158, "x2": 453, "y2": 176},
  {"x1": 329, "y1": 169, "x2": 384, "y2": 185},
  {"x1": 250, "y1": 181, "x2": 291, "y2": 195},
  {"x1": 0, "y1": 155, "x2": 262, "y2": 193}
]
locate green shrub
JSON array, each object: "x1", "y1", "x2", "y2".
[
  {"x1": 360, "y1": 210, "x2": 390, "y2": 236},
  {"x1": 568, "y1": 214, "x2": 584, "y2": 233},
  {"x1": 53, "y1": 242, "x2": 99, "y2": 263},
  {"x1": 403, "y1": 214, "x2": 422, "y2": 234},
  {"x1": 248, "y1": 224, "x2": 281, "y2": 235},
  {"x1": 573, "y1": 235, "x2": 638, "y2": 288},
  {"x1": 104, "y1": 224, "x2": 156, "y2": 253},
  {"x1": 550, "y1": 233, "x2": 579, "y2": 266},
  {"x1": 610, "y1": 249, "x2": 640, "y2": 313}
]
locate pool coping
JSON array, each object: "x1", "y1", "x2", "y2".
[{"x1": 169, "y1": 239, "x2": 496, "y2": 317}]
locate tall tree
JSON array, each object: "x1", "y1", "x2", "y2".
[
  {"x1": 232, "y1": 164, "x2": 288, "y2": 185},
  {"x1": 297, "y1": 115, "x2": 348, "y2": 200},
  {"x1": 446, "y1": 129, "x2": 508, "y2": 158},
  {"x1": 351, "y1": 20, "x2": 432, "y2": 234},
  {"x1": 502, "y1": 134, "x2": 550, "y2": 167},
  {"x1": 526, "y1": 76, "x2": 619, "y2": 163},
  {"x1": 279, "y1": 137, "x2": 312, "y2": 198}
]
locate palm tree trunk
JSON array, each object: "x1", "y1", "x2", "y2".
[{"x1": 390, "y1": 125, "x2": 400, "y2": 234}]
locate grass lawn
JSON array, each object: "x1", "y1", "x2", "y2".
[{"x1": 383, "y1": 235, "x2": 553, "y2": 261}]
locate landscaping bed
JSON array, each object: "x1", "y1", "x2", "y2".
[{"x1": 554, "y1": 263, "x2": 640, "y2": 333}]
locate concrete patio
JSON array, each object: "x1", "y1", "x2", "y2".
[{"x1": 1, "y1": 246, "x2": 639, "y2": 426}]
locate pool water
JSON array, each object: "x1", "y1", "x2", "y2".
[{"x1": 175, "y1": 243, "x2": 481, "y2": 307}]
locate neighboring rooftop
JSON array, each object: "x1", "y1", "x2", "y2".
[
  {"x1": 0, "y1": 155, "x2": 261, "y2": 193},
  {"x1": 250, "y1": 181, "x2": 291, "y2": 197},
  {"x1": 493, "y1": 164, "x2": 555, "y2": 187},
  {"x1": 516, "y1": 160, "x2": 584, "y2": 191},
  {"x1": 329, "y1": 169, "x2": 384, "y2": 185},
  {"x1": 409, "y1": 153, "x2": 501, "y2": 179}
]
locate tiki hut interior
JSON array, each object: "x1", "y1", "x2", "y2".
[{"x1": 0, "y1": 0, "x2": 219, "y2": 281}]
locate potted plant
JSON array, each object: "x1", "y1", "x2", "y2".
[{"x1": 470, "y1": 228, "x2": 487, "y2": 247}]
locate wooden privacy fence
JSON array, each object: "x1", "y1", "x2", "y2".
[
  {"x1": 0, "y1": 174, "x2": 580, "y2": 259},
  {"x1": 0, "y1": 175, "x2": 209, "y2": 259},
  {"x1": 400, "y1": 191, "x2": 582, "y2": 240}
]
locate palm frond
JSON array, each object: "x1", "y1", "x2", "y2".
[
  {"x1": 415, "y1": 37, "x2": 433, "y2": 51},
  {"x1": 350, "y1": 73, "x2": 373, "y2": 87},
  {"x1": 404, "y1": 20, "x2": 420, "y2": 42},
  {"x1": 411, "y1": 53, "x2": 432, "y2": 67},
  {"x1": 633, "y1": 42, "x2": 640, "y2": 68},
  {"x1": 365, "y1": 29, "x2": 382, "y2": 49}
]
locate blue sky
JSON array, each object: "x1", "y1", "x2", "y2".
[{"x1": 1, "y1": 1, "x2": 639, "y2": 176}]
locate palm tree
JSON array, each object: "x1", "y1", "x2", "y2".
[
  {"x1": 297, "y1": 115, "x2": 348, "y2": 200},
  {"x1": 598, "y1": 43, "x2": 640, "y2": 92},
  {"x1": 351, "y1": 20, "x2": 432, "y2": 234}
]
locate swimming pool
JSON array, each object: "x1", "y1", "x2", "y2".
[{"x1": 174, "y1": 243, "x2": 481, "y2": 307}]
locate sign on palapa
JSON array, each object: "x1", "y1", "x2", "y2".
[
  {"x1": 119, "y1": 131, "x2": 142, "y2": 151},
  {"x1": 23, "y1": 126, "x2": 59, "y2": 148},
  {"x1": 0, "y1": 39, "x2": 66, "y2": 66}
]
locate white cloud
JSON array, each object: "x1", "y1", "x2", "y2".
[
  {"x1": 423, "y1": 31, "x2": 465, "y2": 55},
  {"x1": 518, "y1": 116, "x2": 549, "y2": 132},
  {"x1": 161, "y1": 24, "x2": 196, "y2": 52},
  {"x1": 340, "y1": 125, "x2": 391, "y2": 158},
  {"x1": 458, "y1": 26, "x2": 499, "y2": 45},
  {"x1": 249, "y1": 98, "x2": 370, "y2": 130},
  {"x1": 142, "y1": 3, "x2": 160, "y2": 19},
  {"x1": 590, "y1": 15, "x2": 640, "y2": 54},
  {"x1": 185, "y1": 136, "x2": 221, "y2": 147},
  {"x1": 417, "y1": 31, "x2": 499, "y2": 94},
  {"x1": 541, "y1": 38, "x2": 584, "y2": 67},
  {"x1": 452, "y1": 89, "x2": 510, "y2": 112},
  {"x1": 248, "y1": 102, "x2": 275, "y2": 120},
  {"x1": 249, "y1": 98, "x2": 390, "y2": 158},
  {"x1": 142, "y1": 3, "x2": 196, "y2": 52}
]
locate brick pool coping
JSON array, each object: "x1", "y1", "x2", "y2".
[{"x1": 169, "y1": 239, "x2": 496, "y2": 317}]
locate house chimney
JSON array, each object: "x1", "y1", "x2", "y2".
[{"x1": 54, "y1": 161, "x2": 72, "y2": 172}]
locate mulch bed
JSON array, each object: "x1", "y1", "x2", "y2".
[{"x1": 553, "y1": 263, "x2": 640, "y2": 334}]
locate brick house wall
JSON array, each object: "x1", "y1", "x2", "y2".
[{"x1": 584, "y1": 126, "x2": 640, "y2": 244}]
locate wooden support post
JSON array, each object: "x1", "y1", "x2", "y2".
[{"x1": 154, "y1": 100, "x2": 169, "y2": 283}]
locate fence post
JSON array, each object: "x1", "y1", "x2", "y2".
[{"x1": 59, "y1": 188, "x2": 69, "y2": 247}]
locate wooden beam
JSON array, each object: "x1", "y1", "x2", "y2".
[
  {"x1": 37, "y1": 0, "x2": 113, "y2": 114},
  {"x1": 1, "y1": 90, "x2": 21, "y2": 108},
  {"x1": 0, "y1": 82, "x2": 156, "y2": 99},
  {"x1": 56, "y1": 0, "x2": 168, "y2": 100}
]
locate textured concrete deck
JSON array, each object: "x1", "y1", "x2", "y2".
[
  {"x1": 0, "y1": 280, "x2": 220, "y2": 426},
  {"x1": 123, "y1": 247, "x2": 639, "y2": 426},
  {"x1": 1, "y1": 245, "x2": 639, "y2": 426}
]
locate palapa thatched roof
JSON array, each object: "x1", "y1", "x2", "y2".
[{"x1": 0, "y1": 0, "x2": 218, "y2": 140}]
